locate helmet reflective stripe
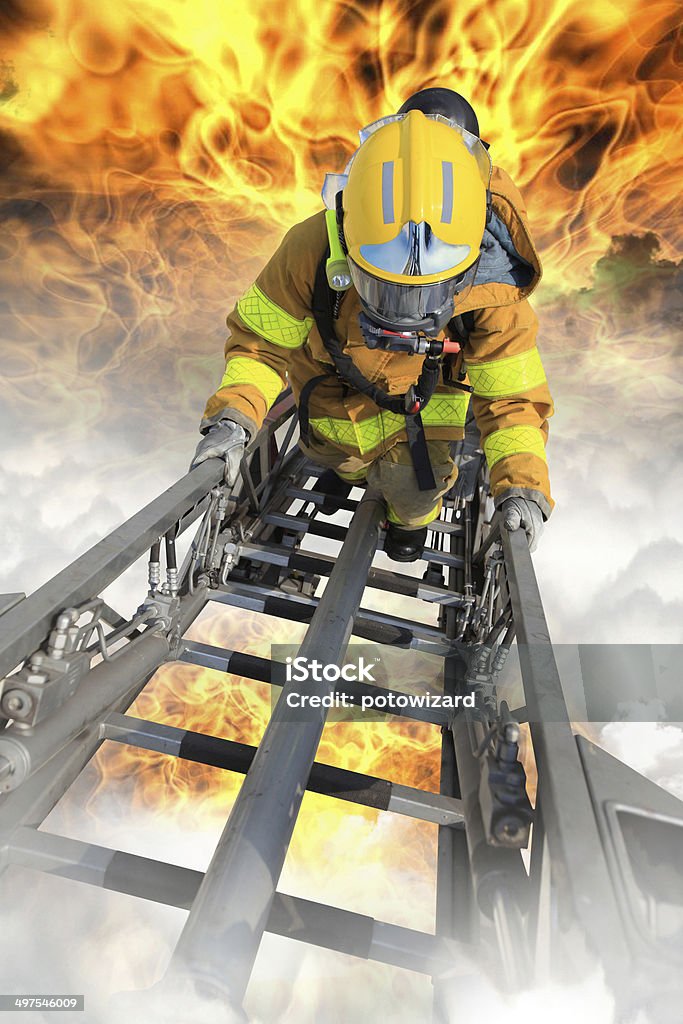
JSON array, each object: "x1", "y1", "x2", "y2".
[
  {"x1": 441, "y1": 162, "x2": 453, "y2": 223},
  {"x1": 348, "y1": 112, "x2": 491, "y2": 190},
  {"x1": 335, "y1": 108, "x2": 489, "y2": 330},
  {"x1": 382, "y1": 161, "x2": 395, "y2": 224},
  {"x1": 343, "y1": 111, "x2": 487, "y2": 284}
]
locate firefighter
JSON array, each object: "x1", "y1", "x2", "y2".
[{"x1": 192, "y1": 88, "x2": 554, "y2": 561}]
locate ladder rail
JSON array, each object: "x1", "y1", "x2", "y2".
[
  {"x1": 167, "y1": 489, "x2": 385, "y2": 1003},
  {"x1": 0, "y1": 461, "x2": 224, "y2": 682}
]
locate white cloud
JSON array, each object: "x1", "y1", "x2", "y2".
[{"x1": 599, "y1": 722, "x2": 683, "y2": 801}]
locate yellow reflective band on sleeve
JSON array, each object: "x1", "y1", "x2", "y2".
[
  {"x1": 483, "y1": 425, "x2": 547, "y2": 469},
  {"x1": 467, "y1": 347, "x2": 546, "y2": 398},
  {"x1": 310, "y1": 392, "x2": 470, "y2": 455},
  {"x1": 220, "y1": 357, "x2": 284, "y2": 407},
  {"x1": 237, "y1": 283, "x2": 313, "y2": 349}
]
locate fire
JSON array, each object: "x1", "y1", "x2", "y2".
[
  {"x1": 0, "y1": 0, "x2": 679, "y2": 441},
  {"x1": 83, "y1": 605, "x2": 442, "y2": 931},
  {"x1": 1, "y1": 0, "x2": 680, "y2": 278}
]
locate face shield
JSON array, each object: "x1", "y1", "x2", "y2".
[{"x1": 348, "y1": 245, "x2": 481, "y2": 333}]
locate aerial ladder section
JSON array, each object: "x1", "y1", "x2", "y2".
[{"x1": 0, "y1": 393, "x2": 681, "y2": 1021}]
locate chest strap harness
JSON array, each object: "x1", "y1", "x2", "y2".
[{"x1": 304, "y1": 248, "x2": 475, "y2": 491}]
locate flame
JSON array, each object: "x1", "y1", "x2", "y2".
[
  {"x1": 0, "y1": 0, "x2": 679, "y2": 437},
  {"x1": 0, "y1": 0, "x2": 681, "y2": 1003},
  {"x1": 82, "y1": 605, "x2": 442, "y2": 932}
]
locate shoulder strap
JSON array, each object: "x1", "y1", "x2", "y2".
[{"x1": 311, "y1": 255, "x2": 406, "y2": 415}]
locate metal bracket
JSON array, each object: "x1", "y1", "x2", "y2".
[
  {"x1": 0, "y1": 647, "x2": 89, "y2": 730},
  {"x1": 0, "y1": 606, "x2": 93, "y2": 729},
  {"x1": 219, "y1": 539, "x2": 243, "y2": 585},
  {"x1": 0, "y1": 598, "x2": 163, "y2": 730},
  {"x1": 478, "y1": 714, "x2": 533, "y2": 848}
]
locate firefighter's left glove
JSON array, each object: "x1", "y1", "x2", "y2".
[
  {"x1": 190, "y1": 419, "x2": 248, "y2": 487},
  {"x1": 500, "y1": 496, "x2": 544, "y2": 553}
]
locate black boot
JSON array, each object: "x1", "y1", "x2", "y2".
[
  {"x1": 384, "y1": 523, "x2": 428, "y2": 562},
  {"x1": 313, "y1": 469, "x2": 354, "y2": 515}
]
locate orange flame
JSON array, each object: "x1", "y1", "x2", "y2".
[{"x1": 1, "y1": 1, "x2": 680, "y2": 273}]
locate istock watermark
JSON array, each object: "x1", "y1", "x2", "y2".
[
  {"x1": 271, "y1": 645, "x2": 478, "y2": 721},
  {"x1": 285, "y1": 655, "x2": 379, "y2": 684},
  {"x1": 270, "y1": 643, "x2": 683, "y2": 724}
]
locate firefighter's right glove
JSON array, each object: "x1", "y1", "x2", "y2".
[
  {"x1": 499, "y1": 496, "x2": 544, "y2": 553},
  {"x1": 190, "y1": 419, "x2": 248, "y2": 487}
]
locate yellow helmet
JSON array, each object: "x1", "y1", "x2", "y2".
[{"x1": 325, "y1": 109, "x2": 491, "y2": 332}]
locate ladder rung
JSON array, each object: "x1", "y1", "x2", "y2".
[
  {"x1": 266, "y1": 512, "x2": 347, "y2": 541},
  {"x1": 286, "y1": 488, "x2": 466, "y2": 537},
  {"x1": 238, "y1": 543, "x2": 465, "y2": 606},
  {"x1": 100, "y1": 712, "x2": 464, "y2": 826},
  {"x1": 268, "y1": 509, "x2": 464, "y2": 540},
  {"x1": 285, "y1": 486, "x2": 358, "y2": 513},
  {"x1": 8, "y1": 826, "x2": 469, "y2": 975},
  {"x1": 180, "y1": 641, "x2": 452, "y2": 728},
  {"x1": 211, "y1": 584, "x2": 454, "y2": 655}
]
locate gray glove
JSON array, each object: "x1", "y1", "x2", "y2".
[
  {"x1": 190, "y1": 420, "x2": 248, "y2": 486},
  {"x1": 500, "y1": 496, "x2": 544, "y2": 552}
]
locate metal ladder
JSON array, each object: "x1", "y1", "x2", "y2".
[{"x1": 0, "y1": 394, "x2": 681, "y2": 1021}]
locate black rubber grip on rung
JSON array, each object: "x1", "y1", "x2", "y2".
[
  {"x1": 352, "y1": 619, "x2": 414, "y2": 647},
  {"x1": 367, "y1": 570, "x2": 419, "y2": 598},
  {"x1": 178, "y1": 728, "x2": 392, "y2": 810},
  {"x1": 227, "y1": 650, "x2": 273, "y2": 682},
  {"x1": 262, "y1": 596, "x2": 316, "y2": 624},
  {"x1": 306, "y1": 520, "x2": 348, "y2": 541},
  {"x1": 268, "y1": 892, "x2": 375, "y2": 959},
  {"x1": 104, "y1": 852, "x2": 202, "y2": 911},
  {"x1": 306, "y1": 762, "x2": 392, "y2": 810},
  {"x1": 179, "y1": 732, "x2": 255, "y2": 773},
  {"x1": 289, "y1": 552, "x2": 333, "y2": 576}
]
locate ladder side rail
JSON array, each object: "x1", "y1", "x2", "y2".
[
  {"x1": 0, "y1": 399, "x2": 300, "y2": 682},
  {"x1": 500, "y1": 523, "x2": 632, "y2": 980},
  {"x1": 167, "y1": 490, "x2": 385, "y2": 1006},
  {"x1": 0, "y1": 463, "x2": 223, "y2": 681}
]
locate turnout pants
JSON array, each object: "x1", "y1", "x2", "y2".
[{"x1": 299, "y1": 435, "x2": 458, "y2": 529}]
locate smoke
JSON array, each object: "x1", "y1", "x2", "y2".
[
  {"x1": 532, "y1": 233, "x2": 683, "y2": 646},
  {"x1": 599, "y1": 721, "x2": 683, "y2": 802}
]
